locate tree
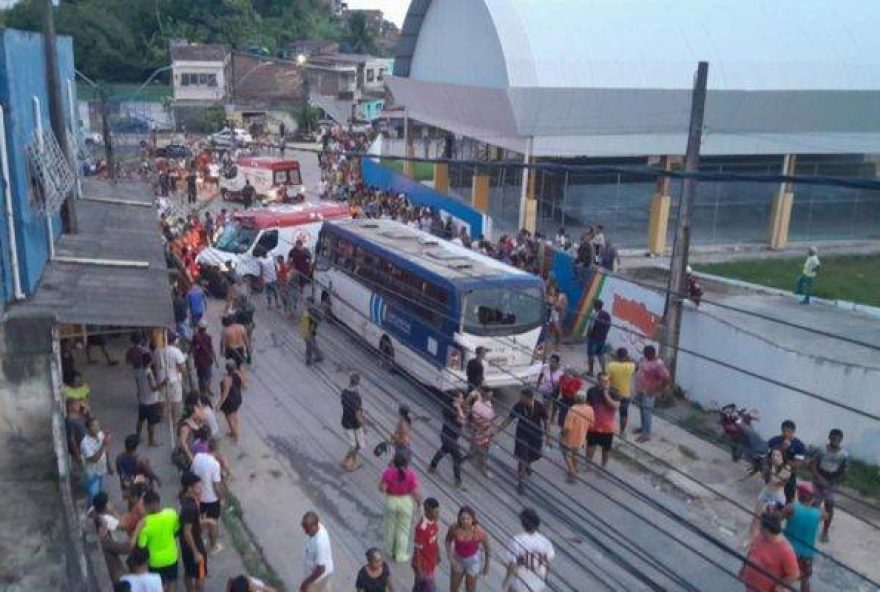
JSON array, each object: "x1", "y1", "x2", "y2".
[
  {"x1": 346, "y1": 11, "x2": 377, "y2": 55},
  {"x1": 197, "y1": 103, "x2": 227, "y2": 134},
  {"x1": 295, "y1": 102, "x2": 321, "y2": 133},
  {"x1": 0, "y1": 0, "x2": 341, "y2": 82}
]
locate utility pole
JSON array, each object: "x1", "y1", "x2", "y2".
[
  {"x1": 661, "y1": 61, "x2": 709, "y2": 379},
  {"x1": 42, "y1": 0, "x2": 77, "y2": 232},
  {"x1": 99, "y1": 85, "x2": 115, "y2": 183}
]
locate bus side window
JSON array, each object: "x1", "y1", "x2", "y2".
[
  {"x1": 316, "y1": 233, "x2": 333, "y2": 271},
  {"x1": 256, "y1": 230, "x2": 279, "y2": 253}
]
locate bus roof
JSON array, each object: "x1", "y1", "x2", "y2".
[
  {"x1": 326, "y1": 219, "x2": 541, "y2": 286},
  {"x1": 235, "y1": 202, "x2": 350, "y2": 230},
  {"x1": 235, "y1": 157, "x2": 300, "y2": 171}
]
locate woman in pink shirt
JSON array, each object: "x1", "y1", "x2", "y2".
[
  {"x1": 633, "y1": 345, "x2": 670, "y2": 443},
  {"x1": 379, "y1": 451, "x2": 422, "y2": 562}
]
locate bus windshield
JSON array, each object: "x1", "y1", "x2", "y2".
[
  {"x1": 214, "y1": 224, "x2": 259, "y2": 254},
  {"x1": 462, "y1": 286, "x2": 544, "y2": 335},
  {"x1": 273, "y1": 168, "x2": 302, "y2": 186}
]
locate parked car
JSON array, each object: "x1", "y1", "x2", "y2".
[
  {"x1": 110, "y1": 117, "x2": 149, "y2": 134},
  {"x1": 155, "y1": 144, "x2": 192, "y2": 159},
  {"x1": 209, "y1": 128, "x2": 253, "y2": 147},
  {"x1": 83, "y1": 132, "x2": 103, "y2": 147}
]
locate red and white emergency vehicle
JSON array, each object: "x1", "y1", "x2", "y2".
[
  {"x1": 197, "y1": 202, "x2": 350, "y2": 279},
  {"x1": 220, "y1": 157, "x2": 304, "y2": 204}
]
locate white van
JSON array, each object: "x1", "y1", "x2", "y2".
[{"x1": 196, "y1": 202, "x2": 350, "y2": 280}]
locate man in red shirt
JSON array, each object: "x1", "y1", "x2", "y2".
[
  {"x1": 412, "y1": 497, "x2": 440, "y2": 592},
  {"x1": 741, "y1": 511, "x2": 799, "y2": 592},
  {"x1": 586, "y1": 372, "x2": 620, "y2": 469}
]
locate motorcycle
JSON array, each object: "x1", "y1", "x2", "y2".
[{"x1": 720, "y1": 404, "x2": 767, "y2": 475}]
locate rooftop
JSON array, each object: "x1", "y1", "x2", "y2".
[
  {"x1": 10, "y1": 180, "x2": 173, "y2": 328},
  {"x1": 170, "y1": 42, "x2": 229, "y2": 62},
  {"x1": 389, "y1": 0, "x2": 880, "y2": 157},
  {"x1": 310, "y1": 52, "x2": 387, "y2": 65},
  {"x1": 328, "y1": 218, "x2": 532, "y2": 281}
]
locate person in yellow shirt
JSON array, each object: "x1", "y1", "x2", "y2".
[
  {"x1": 63, "y1": 372, "x2": 91, "y2": 403},
  {"x1": 607, "y1": 348, "x2": 636, "y2": 436},
  {"x1": 136, "y1": 490, "x2": 181, "y2": 589}
]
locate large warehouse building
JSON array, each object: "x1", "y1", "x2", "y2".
[{"x1": 387, "y1": 0, "x2": 880, "y2": 250}]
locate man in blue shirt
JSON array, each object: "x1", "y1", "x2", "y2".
[
  {"x1": 782, "y1": 483, "x2": 826, "y2": 592},
  {"x1": 187, "y1": 283, "x2": 207, "y2": 327},
  {"x1": 767, "y1": 420, "x2": 807, "y2": 504}
]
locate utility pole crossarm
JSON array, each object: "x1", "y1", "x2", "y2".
[{"x1": 661, "y1": 61, "x2": 709, "y2": 380}]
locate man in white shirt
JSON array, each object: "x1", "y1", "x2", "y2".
[
  {"x1": 191, "y1": 438, "x2": 226, "y2": 554},
  {"x1": 259, "y1": 251, "x2": 280, "y2": 308},
  {"x1": 80, "y1": 417, "x2": 112, "y2": 504},
  {"x1": 301, "y1": 511, "x2": 334, "y2": 592},
  {"x1": 795, "y1": 246, "x2": 821, "y2": 304},
  {"x1": 503, "y1": 508, "x2": 555, "y2": 592},
  {"x1": 120, "y1": 547, "x2": 164, "y2": 592},
  {"x1": 156, "y1": 332, "x2": 187, "y2": 425}
]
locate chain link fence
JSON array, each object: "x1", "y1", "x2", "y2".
[{"x1": 441, "y1": 154, "x2": 879, "y2": 247}]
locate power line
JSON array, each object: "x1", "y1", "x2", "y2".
[
  {"x1": 296, "y1": 299, "x2": 803, "y2": 592},
  {"x1": 247, "y1": 318, "x2": 628, "y2": 592},
  {"x1": 280, "y1": 262, "x2": 880, "y2": 585},
  {"x1": 302, "y1": 224, "x2": 880, "y2": 422},
  {"x1": 288, "y1": 145, "x2": 880, "y2": 191},
  {"x1": 312, "y1": 308, "x2": 877, "y2": 590}
]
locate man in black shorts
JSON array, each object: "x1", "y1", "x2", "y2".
[
  {"x1": 180, "y1": 471, "x2": 208, "y2": 591},
  {"x1": 497, "y1": 388, "x2": 548, "y2": 495},
  {"x1": 586, "y1": 372, "x2": 620, "y2": 469}
]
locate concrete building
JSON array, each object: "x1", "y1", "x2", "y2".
[
  {"x1": 389, "y1": 0, "x2": 880, "y2": 248},
  {"x1": 0, "y1": 28, "x2": 76, "y2": 304},
  {"x1": 278, "y1": 39, "x2": 339, "y2": 61},
  {"x1": 170, "y1": 41, "x2": 231, "y2": 103},
  {"x1": 0, "y1": 29, "x2": 173, "y2": 590},
  {"x1": 305, "y1": 53, "x2": 391, "y2": 124}
]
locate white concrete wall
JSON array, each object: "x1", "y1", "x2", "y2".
[
  {"x1": 172, "y1": 60, "x2": 227, "y2": 102},
  {"x1": 677, "y1": 307, "x2": 880, "y2": 463}
]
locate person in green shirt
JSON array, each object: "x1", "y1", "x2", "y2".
[{"x1": 136, "y1": 490, "x2": 181, "y2": 591}]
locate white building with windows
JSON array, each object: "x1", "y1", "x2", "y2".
[{"x1": 170, "y1": 42, "x2": 231, "y2": 103}]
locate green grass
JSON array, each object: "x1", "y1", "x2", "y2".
[
  {"x1": 77, "y1": 82, "x2": 172, "y2": 102},
  {"x1": 383, "y1": 158, "x2": 436, "y2": 182},
  {"x1": 844, "y1": 458, "x2": 880, "y2": 500},
  {"x1": 695, "y1": 254, "x2": 880, "y2": 307}
]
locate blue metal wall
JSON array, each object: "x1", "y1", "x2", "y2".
[
  {"x1": 362, "y1": 158, "x2": 485, "y2": 237},
  {"x1": 0, "y1": 29, "x2": 75, "y2": 302}
]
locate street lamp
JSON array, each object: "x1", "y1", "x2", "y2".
[
  {"x1": 296, "y1": 53, "x2": 307, "y2": 66},
  {"x1": 132, "y1": 65, "x2": 173, "y2": 99}
]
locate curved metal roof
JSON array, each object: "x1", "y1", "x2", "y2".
[{"x1": 397, "y1": 0, "x2": 880, "y2": 91}]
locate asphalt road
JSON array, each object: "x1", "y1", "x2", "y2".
[
  {"x1": 208, "y1": 296, "x2": 757, "y2": 592},
  {"x1": 186, "y1": 146, "x2": 873, "y2": 592}
]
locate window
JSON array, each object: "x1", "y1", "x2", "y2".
[
  {"x1": 214, "y1": 224, "x2": 258, "y2": 254},
  {"x1": 180, "y1": 73, "x2": 191, "y2": 86},
  {"x1": 324, "y1": 235, "x2": 452, "y2": 325},
  {"x1": 198, "y1": 73, "x2": 208, "y2": 85},
  {"x1": 254, "y1": 230, "x2": 278, "y2": 255},
  {"x1": 462, "y1": 286, "x2": 544, "y2": 335},
  {"x1": 207, "y1": 74, "x2": 218, "y2": 87},
  {"x1": 366, "y1": 69, "x2": 375, "y2": 83},
  {"x1": 377, "y1": 68, "x2": 384, "y2": 81}
]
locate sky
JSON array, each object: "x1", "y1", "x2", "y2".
[{"x1": 346, "y1": 0, "x2": 410, "y2": 27}]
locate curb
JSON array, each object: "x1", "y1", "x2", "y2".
[
  {"x1": 221, "y1": 492, "x2": 287, "y2": 591},
  {"x1": 694, "y1": 271, "x2": 880, "y2": 320}
]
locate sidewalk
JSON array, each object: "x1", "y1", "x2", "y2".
[
  {"x1": 553, "y1": 341, "x2": 880, "y2": 589},
  {"x1": 76, "y1": 339, "x2": 249, "y2": 589}
]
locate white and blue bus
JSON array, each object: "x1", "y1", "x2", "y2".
[{"x1": 314, "y1": 219, "x2": 546, "y2": 390}]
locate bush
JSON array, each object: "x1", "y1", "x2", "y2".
[{"x1": 196, "y1": 103, "x2": 227, "y2": 134}]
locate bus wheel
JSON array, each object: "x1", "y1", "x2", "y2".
[{"x1": 379, "y1": 335, "x2": 394, "y2": 371}]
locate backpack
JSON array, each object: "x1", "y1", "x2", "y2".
[{"x1": 298, "y1": 311, "x2": 312, "y2": 339}]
